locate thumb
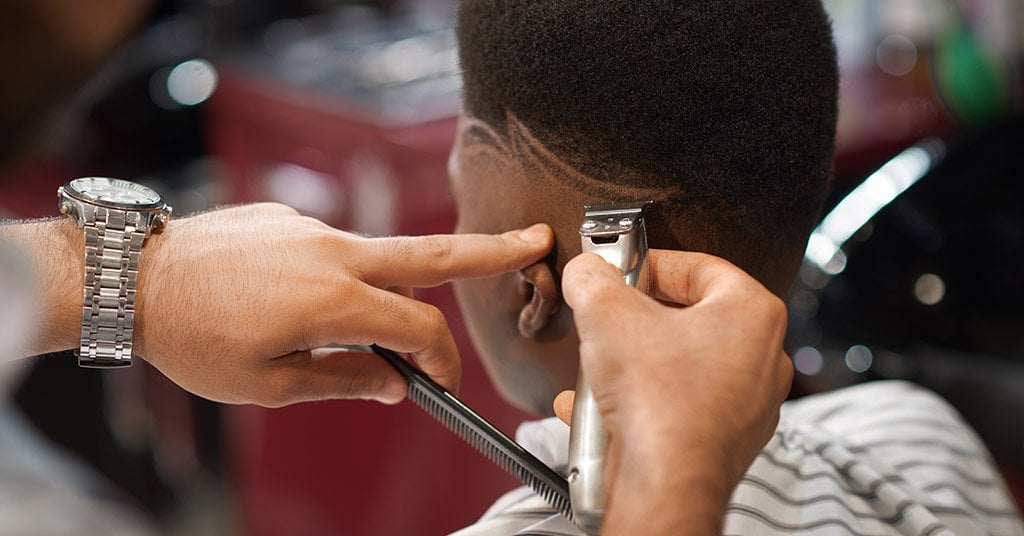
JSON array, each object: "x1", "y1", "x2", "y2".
[
  {"x1": 553, "y1": 390, "x2": 575, "y2": 425},
  {"x1": 562, "y1": 253, "x2": 652, "y2": 328}
]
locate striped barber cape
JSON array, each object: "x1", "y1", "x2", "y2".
[{"x1": 451, "y1": 381, "x2": 1024, "y2": 536}]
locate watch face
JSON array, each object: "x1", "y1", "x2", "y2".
[{"x1": 67, "y1": 177, "x2": 163, "y2": 208}]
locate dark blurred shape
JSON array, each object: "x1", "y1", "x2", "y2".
[
  {"x1": 0, "y1": 0, "x2": 152, "y2": 165},
  {"x1": 788, "y1": 114, "x2": 1024, "y2": 469},
  {"x1": 13, "y1": 356, "x2": 173, "y2": 515}
]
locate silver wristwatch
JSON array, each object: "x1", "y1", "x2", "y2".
[{"x1": 57, "y1": 177, "x2": 172, "y2": 368}]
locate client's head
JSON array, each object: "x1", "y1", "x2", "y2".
[{"x1": 449, "y1": 0, "x2": 838, "y2": 415}]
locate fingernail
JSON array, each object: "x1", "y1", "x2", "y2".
[{"x1": 518, "y1": 223, "x2": 549, "y2": 243}]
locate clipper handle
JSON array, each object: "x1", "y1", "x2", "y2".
[
  {"x1": 568, "y1": 374, "x2": 608, "y2": 534},
  {"x1": 569, "y1": 202, "x2": 649, "y2": 535}
]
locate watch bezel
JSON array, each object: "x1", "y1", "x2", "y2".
[{"x1": 64, "y1": 177, "x2": 165, "y2": 211}]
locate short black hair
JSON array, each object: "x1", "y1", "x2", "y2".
[{"x1": 456, "y1": 0, "x2": 838, "y2": 286}]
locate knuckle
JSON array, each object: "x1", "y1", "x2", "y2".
[
  {"x1": 776, "y1": 349, "x2": 794, "y2": 374},
  {"x1": 763, "y1": 294, "x2": 789, "y2": 327},
  {"x1": 780, "y1": 354, "x2": 794, "y2": 380},
  {"x1": 332, "y1": 270, "x2": 362, "y2": 294},
  {"x1": 310, "y1": 271, "x2": 357, "y2": 316},
  {"x1": 690, "y1": 254, "x2": 718, "y2": 275},
  {"x1": 259, "y1": 201, "x2": 300, "y2": 215},
  {"x1": 424, "y1": 305, "x2": 449, "y2": 340},
  {"x1": 260, "y1": 398, "x2": 288, "y2": 409},
  {"x1": 421, "y1": 235, "x2": 454, "y2": 265},
  {"x1": 776, "y1": 357, "x2": 794, "y2": 399},
  {"x1": 260, "y1": 371, "x2": 299, "y2": 408},
  {"x1": 254, "y1": 389, "x2": 288, "y2": 409},
  {"x1": 333, "y1": 370, "x2": 387, "y2": 399},
  {"x1": 297, "y1": 214, "x2": 331, "y2": 231},
  {"x1": 308, "y1": 229, "x2": 346, "y2": 255}
]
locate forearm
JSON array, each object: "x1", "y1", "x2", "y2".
[{"x1": 0, "y1": 218, "x2": 83, "y2": 357}]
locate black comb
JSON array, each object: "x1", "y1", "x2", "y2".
[{"x1": 371, "y1": 344, "x2": 573, "y2": 521}]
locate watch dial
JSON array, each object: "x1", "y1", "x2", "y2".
[{"x1": 69, "y1": 177, "x2": 162, "y2": 207}]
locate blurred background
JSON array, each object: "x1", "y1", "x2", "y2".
[{"x1": 0, "y1": 0, "x2": 1021, "y2": 534}]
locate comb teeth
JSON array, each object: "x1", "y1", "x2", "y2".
[{"x1": 376, "y1": 346, "x2": 573, "y2": 521}]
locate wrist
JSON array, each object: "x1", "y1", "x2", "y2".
[
  {"x1": 132, "y1": 217, "x2": 172, "y2": 359},
  {"x1": 604, "y1": 452, "x2": 734, "y2": 535},
  {"x1": 45, "y1": 218, "x2": 86, "y2": 354},
  {"x1": 54, "y1": 177, "x2": 172, "y2": 367},
  {"x1": 0, "y1": 218, "x2": 84, "y2": 356},
  {"x1": 602, "y1": 434, "x2": 737, "y2": 535}
]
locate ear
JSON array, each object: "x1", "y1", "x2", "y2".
[{"x1": 516, "y1": 261, "x2": 561, "y2": 338}]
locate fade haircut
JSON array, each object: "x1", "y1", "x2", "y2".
[{"x1": 456, "y1": 0, "x2": 839, "y2": 285}]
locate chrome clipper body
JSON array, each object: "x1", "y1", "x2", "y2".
[{"x1": 569, "y1": 201, "x2": 651, "y2": 534}]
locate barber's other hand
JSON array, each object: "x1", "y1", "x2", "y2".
[
  {"x1": 133, "y1": 203, "x2": 552, "y2": 407},
  {"x1": 554, "y1": 251, "x2": 792, "y2": 535}
]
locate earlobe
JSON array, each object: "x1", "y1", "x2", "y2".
[{"x1": 517, "y1": 262, "x2": 561, "y2": 338}]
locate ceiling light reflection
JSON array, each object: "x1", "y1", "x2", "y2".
[
  {"x1": 844, "y1": 345, "x2": 874, "y2": 373},
  {"x1": 877, "y1": 34, "x2": 918, "y2": 76},
  {"x1": 793, "y1": 347, "x2": 824, "y2": 376},
  {"x1": 167, "y1": 59, "x2": 218, "y2": 106},
  {"x1": 913, "y1": 273, "x2": 946, "y2": 305},
  {"x1": 805, "y1": 138, "x2": 945, "y2": 274}
]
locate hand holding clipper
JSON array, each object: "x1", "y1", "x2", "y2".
[{"x1": 568, "y1": 201, "x2": 651, "y2": 534}]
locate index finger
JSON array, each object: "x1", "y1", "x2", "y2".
[
  {"x1": 647, "y1": 249, "x2": 759, "y2": 306},
  {"x1": 359, "y1": 224, "x2": 554, "y2": 288}
]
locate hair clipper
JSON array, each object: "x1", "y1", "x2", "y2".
[{"x1": 569, "y1": 201, "x2": 651, "y2": 534}]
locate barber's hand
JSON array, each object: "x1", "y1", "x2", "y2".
[
  {"x1": 133, "y1": 203, "x2": 552, "y2": 407},
  {"x1": 553, "y1": 251, "x2": 792, "y2": 535}
]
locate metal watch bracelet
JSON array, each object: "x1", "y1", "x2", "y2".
[{"x1": 79, "y1": 205, "x2": 146, "y2": 367}]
